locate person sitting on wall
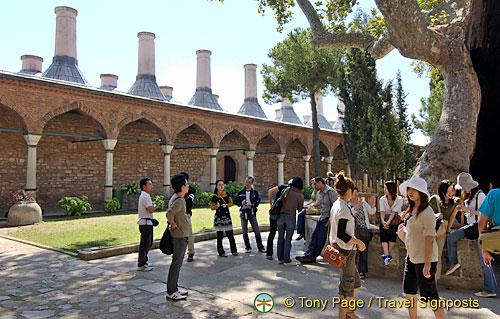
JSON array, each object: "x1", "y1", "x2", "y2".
[
  {"x1": 236, "y1": 176, "x2": 266, "y2": 253},
  {"x1": 296, "y1": 177, "x2": 337, "y2": 263},
  {"x1": 295, "y1": 179, "x2": 321, "y2": 241}
]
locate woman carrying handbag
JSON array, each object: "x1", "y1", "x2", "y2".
[{"x1": 329, "y1": 172, "x2": 366, "y2": 319}]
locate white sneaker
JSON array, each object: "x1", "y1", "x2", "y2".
[
  {"x1": 445, "y1": 264, "x2": 461, "y2": 276},
  {"x1": 474, "y1": 291, "x2": 497, "y2": 298},
  {"x1": 166, "y1": 291, "x2": 187, "y2": 301},
  {"x1": 177, "y1": 288, "x2": 188, "y2": 296},
  {"x1": 146, "y1": 262, "x2": 153, "y2": 267},
  {"x1": 246, "y1": 248, "x2": 252, "y2": 253},
  {"x1": 137, "y1": 265, "x2": 153, "y2": 271}
]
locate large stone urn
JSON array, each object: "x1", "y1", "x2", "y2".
[{"x1": 7, "y1": 201, "x2": 42, "y2": 226}]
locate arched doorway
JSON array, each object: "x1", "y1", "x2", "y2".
[{"x1": 224, "y1": 156, "x2": 236, "y2": 183}]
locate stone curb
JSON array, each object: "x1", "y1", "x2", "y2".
[
  {"x1": 76, "y1": 224, "x2": 271, "y2": 260},
  {"x1": 0, "y1": 234, "x2": 77, "y2": 257}
]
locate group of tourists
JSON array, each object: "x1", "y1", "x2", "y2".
[{"x1": 134, "y1": 170, "x2": 500, "y2": 318}]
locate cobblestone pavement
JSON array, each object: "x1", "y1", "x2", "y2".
[{"x1": 0, "y1": 235, "x2": 498, "y2": 319}]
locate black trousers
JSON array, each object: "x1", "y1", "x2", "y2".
[
  {"x1": 216, "y1": 230, "x2": 237, "y2": 255},
  {"x1": 138, "y1": 225, "x2": 153, "y2": 267},
  {"x1": 356, "y1": 239, "x2": 370, "y2": 273},
  {"x1": 266, "y1": 217, "x2": 278, "y2": 257}
]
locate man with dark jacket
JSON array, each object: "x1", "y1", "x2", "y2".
[
  {"x1": 180, "y1": 172, "x2": 196, "y2": 262},
  {"x1": 236, "y1": 176, "x2": 266, "y2": 253}
]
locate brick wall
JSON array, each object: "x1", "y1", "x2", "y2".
[
  {"x1": 114, "y1": 120, "x2": 164, "y2": 198},
  {"x1": 37, "y1": 112, "x2": 105, "y2": 208},
  {"x1": 0, "y1": 109, "x2": 26, "y2": 215},
  {"x1": 284, "y1": 140, "x2": 306, "y2": 184}
]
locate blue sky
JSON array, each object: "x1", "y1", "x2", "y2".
[{"x1": 1, "y1": 0, "x2": 429, "y2": 145}]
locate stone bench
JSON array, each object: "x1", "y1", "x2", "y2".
[{"x1": 304, "y1": 215, "x2": 484, "y2": 290}]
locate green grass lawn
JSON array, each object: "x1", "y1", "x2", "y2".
[{"x1": 0, "y1": 203, "x2": 271, "y2": 252}]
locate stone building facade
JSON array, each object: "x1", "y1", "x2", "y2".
[{"x1": 0, "y1": 73, "x2": 346, "y2": 210}]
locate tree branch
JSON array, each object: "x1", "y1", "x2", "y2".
[{"x1": 296, "y1": 0, "x2": 395, "y2": 59}]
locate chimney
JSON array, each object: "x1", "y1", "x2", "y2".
[
  {"x1": 303, "y1": 115, "x2": 311, "y2": 124},
  {"x1": 100, "y1": 74, "x2": 118, "y2": 91},
  {"x1": 127, "y1": 32, "x2": 165, "y2": 100},
  {"x1": 315, "y1": 93, "x2": 324, "y2": 116},
  {"x1": 329, "y1": 121, "x2": 336, "y2": 127},
  {"x1": 160, "y1": 86, "x2": 173, "y2": 101},
  {"x1": 188, "y1": 50, "x2": 222, "y2": 110},
  {"x1": 275, "y1": 109, "x2": 281, "y2": 119},
  {"x1": 43, "y1": 6, "x2": 88, "y2": 84},
  {"x1": 276, "y1": 98, "x2": 302, "y2": 125},
  {"x1": 237, "y1": 64, "x2": 267, "y2": 118},
  {"x1": 20, "y1": 55, "x2": 43, "y2": 75},
  {"x1": 213, "y1": 94, "x2": 219, "y2": 102}
]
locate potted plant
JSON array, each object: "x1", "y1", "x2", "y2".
[
  {"x1": 125, "y1": 182, "x2": 140, "y2": 210},
  {"x1": 7, "y1": 190, "x2": 42, "y2": 226}
]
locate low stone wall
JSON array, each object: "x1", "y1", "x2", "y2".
[{"x1": 304, "y1": 215, "x2": 484, "y2": 290}]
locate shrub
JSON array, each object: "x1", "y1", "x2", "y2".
[
  {"x1": 302, "y1": 186, "x2": 314, "y2": 200},
  {"x1": 125, "y1": 182, "x2": 140, "y2": 195},
  {"x1": 105, "y1": 197, "x2": 121, "y2": 213},
  {"x1": 190, "y1": 182, "x2": 212, "y2": 207},
  {"x1": 153, "y1": 195, "x2": 165, "y2": 210},
  {"x1": 224, "y1": 181, "x2": 243, "y2": 200},
  {"x1": 58, "y1": 196, "x2": 92, "y2": 216}
]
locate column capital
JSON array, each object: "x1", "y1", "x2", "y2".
[
  {"x1": 325, "y1": 156, "x2": 333, "y2": 164},
  {"x1": 208, "y1": 148, "x2": 219, "y2": 157},
  {"x1": 161, "y1": 144, "x2": 174, "y2": 154},
  {"x1": 276, "y1": 153, "x2": 286, "y2": 162},
  {"x1": 102, "y1": 139, "x2": 117, "y2": 151},
  {"x1": 24, "y1": 134, "x2": 42, "y2": 146},
  {"x1": 245, "y1": 150, "x2": 256, "y2": 160},
  {"x1": 302, "y1": 155, "x2": 311, "y2": 162}
]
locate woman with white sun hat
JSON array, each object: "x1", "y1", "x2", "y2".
[{"x1": 397, "y1": 177, "x2": 445, "y2": 319}]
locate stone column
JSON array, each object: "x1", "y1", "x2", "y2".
[
  {"x1": 277, "y1": 153, "x2": 286, "y2": 186},
  {"x1": 24, "y1": 134, "x2": 42, "y2": 198},
  {"x1": 303, "y1": 155, "x2": 311, "y2": 187},
  {"x1": 102, "y1": 139, "x2": 117, "y2": 201},
  {"x1": 162, "y1": 145, "x2": 174, "y2": 196},
  {"x1": 208, "y1": 148, "x2": 219, "y2": 188},
  {"x1": 346, "y1": 160, "x2": 351, "y2": 177},
  {"x1": 246, "y1": 150, "x2": 256, "y2": 177},
  {"x1": 326, "y1": 156, "x2": 333, "y2": 173}
]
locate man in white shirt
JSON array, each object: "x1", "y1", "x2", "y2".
[{"x1": 137, "y1": 178, "x2": 156, "y2": 271}]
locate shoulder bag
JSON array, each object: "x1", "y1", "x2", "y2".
[
  {"x1": 159, "y1": 222, "x2": 173, "y2": 255},
  {"x1": 322, "y1": 202, "x2": 354, "y2": 268},
  {"x1": 269, "y1": 187, "x2": 290, "y2": 220}
]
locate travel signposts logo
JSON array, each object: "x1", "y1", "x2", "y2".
[{"x1": 254, "y1": 293, "x2": 274, "y2": 313}]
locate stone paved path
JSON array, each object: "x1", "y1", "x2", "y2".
[{"x1": 0, "y1": 235, "x2": 498, "y2": 318}]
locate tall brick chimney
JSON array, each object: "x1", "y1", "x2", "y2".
[
  {"x1": 275, "y1": 98, "x2": 302, "y2": 125},
  {"x1": 19, "y1": 55, "x2": 43, "y2": 75},
  {"x1": 160, "y1": 86, "x2": 173, "y2": 101},
  {"x1": 237, "y1": 64, "x2": 266, "y2": 118},
  {"x1": 188, "y1": 50, "x2": 222, "y2": 110},
  {"x1": 42, "y1": 6, "x2": 88, "y2": 84},
  {"x1": 128, "y1": 32, "x2": 165, "y2": 100}
]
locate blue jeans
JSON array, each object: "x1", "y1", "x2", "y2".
[
  {"x1": 277, "y1": 213, "x2": 296, "y2": 263},
  {"x1": 447, "y1": 227, "x2": 498, "y2": 294},
  {"x1": 446, "y1": 227, "x2": 466, "y2": 266},
  {"x1": 296, "y1": 209, "x2": 306, "y2": 236},
  {"x1": 304, "y1": 217, "x2": 329, "y2": 260},
  {"x1": 240, "y1": 214, "x2": 264, "y2": 250},
  {"x1": 476, "y1": 241, "x2": 499, "y2": 294}
]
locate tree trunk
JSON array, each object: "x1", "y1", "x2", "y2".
[
  {"x1": 413, "y1": 55, "x2": 481, "y2": 190},
  {"x1": 310, "y1": 92, "x2": 321, "y2": 177}
]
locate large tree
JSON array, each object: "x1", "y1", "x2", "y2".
[
  {"x1": 261, "y1": 28, "x2": 343, "y2": 176},
  {"x1": 244, "y1": 0, "x2": 500, "y2": 190}
]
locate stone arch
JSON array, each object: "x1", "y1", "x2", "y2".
[
  {"x1": 216, "y1": 125, "x2": 251, "y2": 149},
  {"x1": 255, "y1": 132, "x2": 282, "y2": 154},
  {"x1": 116, "y1": 112, "x2": 168, "y2": 143},
  {"x1": 319, "y1": 140, "x2": 331, "y2": 157},
  {"x1": 284, "y1": 138, "x2": 308, "y2": 185},
  {"x1": 172, "y1": 121, "x2": 213, "y2": 147},
  {"x1": 285, "y1": 138, "x2": 308, "y2": 156},
  {"x1": 332, "y1": 143, "x2": 347, "y2": 174},
  {"x1": 219, "y1": 127, "x2": 250, "y2": 150},
  {"x1": 0, "y1": 97, "x2": 30, "y2": 132},
  {"x1": 41, "y1": 101, "x2": 109, "y2": 139}
]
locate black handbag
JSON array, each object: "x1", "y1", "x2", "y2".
[
  {"x1": 159, "y1": 223, "x2": 173, "y2": 255},
  {"x1": 464, "y1": 223, "x2": 479, "y2": 240},
  {"x1": 269, "y1": 187, "x2": 289, "y2": 220},
  {"x1": 355, "y1": 227, "x2": 373, "y2": 242}
]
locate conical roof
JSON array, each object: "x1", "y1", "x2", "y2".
[
  {"x1": 128, "y1": 74, "x2": 166, "y2": 100},
  {"x1": 188, "y1": 88, "x2": 222, "y2": 110},
  {"x1": 42, "y1": 56, "x2": 88, "y2": 84},
  {"x1": 275, "y1": 99, "x2": 302, "y2": 125},
  {"x1": 238, "y1": 98, "x2": 267, "y2": 118},
  {"x1": 306, "y1": 115, "x2": 333, "y2": 130}
]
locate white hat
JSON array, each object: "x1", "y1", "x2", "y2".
[
  {"x1": 399, "y1": 177, "x2": 430, "y2": 197},
  {"x1": 456, "y1": 172, "x2": 479, "y2": 190}
]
